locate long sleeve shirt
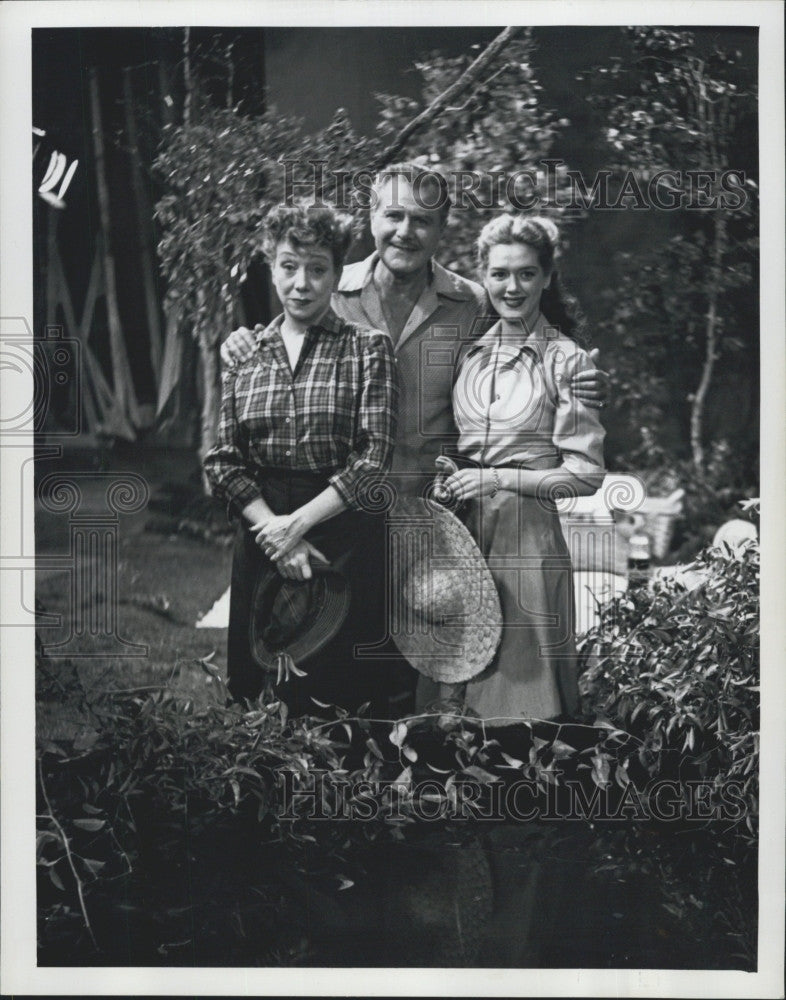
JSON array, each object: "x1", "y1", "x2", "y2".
[
  {"x1": 203, "y1": 308, "x2": 398, "y2": 513},
  {"x1": 452, "y1": 317, "x2": 605, "y2": 490},
  {"x1": 334, "y1": 253, "x2": 489, "y2": 486}
]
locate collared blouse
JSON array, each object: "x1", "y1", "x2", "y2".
[
  {"x1": 452, "y1": 316, "x2": 605, "y2": 489},
  {"x1": 203, "y1": 308, "x2": 398, "y2": 513}
]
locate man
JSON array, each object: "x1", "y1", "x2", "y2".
[{"x1": 222, "y1": 163, "x2": 607, "y2": 711}]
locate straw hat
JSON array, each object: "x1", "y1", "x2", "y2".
[
  {"x1": 249, "y1": 561, "x2": 351, "y2": 681},
  {"x1": 389, "y1": 498, "x2": 502, "y2": 682}
]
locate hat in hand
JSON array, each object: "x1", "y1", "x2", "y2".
[
  {"x1": 249, "y1": 560, "x2": 351, "y2": 682},
  {"x1": 390, "y1": 498, "x2": 502, "y2": 683}
]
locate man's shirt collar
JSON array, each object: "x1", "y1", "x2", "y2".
[{"x1": 338, "y1": 252, "x2": 475, "y2": 302}]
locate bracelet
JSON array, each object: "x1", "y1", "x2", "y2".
[{"x1": 489, "y1": 468, "x2": 501, "y2": 498}]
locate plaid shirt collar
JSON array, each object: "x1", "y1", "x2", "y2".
[
  {"x1": 254, "y1": 306, "x2": 344, "y2": 348},
  {"x1": 338, "y1": 252, "x2": 474, "y2": 302}
]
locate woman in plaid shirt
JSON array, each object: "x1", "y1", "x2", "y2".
[{"x1": 204, "y1": 203, "x2": 398, "y2": 713}]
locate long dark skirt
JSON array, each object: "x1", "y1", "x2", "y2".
[{"x1": 226, "y1": 468, "x2": 408, "y2": 716}]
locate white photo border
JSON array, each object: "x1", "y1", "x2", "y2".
[{"x1": 1, "y1": 1, "x2": 783, "y2": 996}]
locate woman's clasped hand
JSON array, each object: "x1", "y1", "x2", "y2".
[{"x1": 252, "y1": 512, "x2": 304, "y2": 561}]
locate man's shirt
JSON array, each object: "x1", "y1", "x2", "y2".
[{"x1": 335, "y1": 253, "x2": 489, "y2": 489}]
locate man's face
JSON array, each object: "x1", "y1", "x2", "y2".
[{"x1": 370, "y1": 175, "x2": 446, "y2": 279}]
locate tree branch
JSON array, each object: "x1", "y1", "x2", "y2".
[
  {"x1": 38, "y1": 758, "x2": 99, "y2": 950},
  {"x1": 372, "y1": 26, "x2": 524, "y2": 172}
]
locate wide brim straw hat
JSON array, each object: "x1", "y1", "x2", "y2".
[
  {"x1": 389, "y1": 497, "x2": 502, "y2": 683},
  {"x1": 249, "y1": 561, "x2": 351, "y2": 675}
]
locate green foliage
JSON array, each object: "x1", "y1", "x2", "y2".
[
  {"x1": 586, "y1": 27, "x2": 759, "y2": 479},
  {"x1": 599, "y1": 231, "x2": 758, "y2": 487},
  {"x1": 374, "y1": 32, "x2": 575, "y2": 278},
  {"x1": 154, "y1": 104, "x2": 308, "y2": 343},
  {"x1": 36, "y1": 658, "x2": 645, "y2": 957},
  {"x1": 588, "y1": 27, "x2": 757, "y2": 186},
  {"x1": 579, "y1": 515, "x2": 759, "y2": 851}
]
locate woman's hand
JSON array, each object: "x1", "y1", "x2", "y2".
[
  {"x1": 439, "y1": 467, "x2": 498, "y2": 503},
  {"x1": 570, "y1": 348, "x2": 610, "y2": 409},
  {"x1": 275, "y1": 540, "x2": 330, "y2": 581},
  {"x1": 251, "y1": 513, "x2": 306, "y2": 561}
]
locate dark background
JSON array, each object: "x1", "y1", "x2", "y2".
[{"x1": 32, "y1": 26, "x2": 759, "y2": 454}]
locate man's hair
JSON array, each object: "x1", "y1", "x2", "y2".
[
  {"x1": 371, "y1": 161, "x2": 451, "y2": 222},
  {"x1": 261, "y1": 201, "x2": 354, "y2": 271}
]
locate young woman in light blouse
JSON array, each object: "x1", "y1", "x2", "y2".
[{"x1": 437, "y1": 215, "x2": 606, "y2": 723}]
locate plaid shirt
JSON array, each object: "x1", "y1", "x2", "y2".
[{"x1": 204, "y1": 308, "x2": 398, "y2": 513}]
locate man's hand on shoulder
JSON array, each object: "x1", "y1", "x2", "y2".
[
  {"x1": 570, "y1": 347, "x2": 610, "y2": 410},
  {"x1": 220, "y1": 326, "x2": 258, "y2": 367}
]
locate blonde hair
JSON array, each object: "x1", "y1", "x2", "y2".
[{"x1": 476, "y1": 214, "x2": 560, "y2": 272}]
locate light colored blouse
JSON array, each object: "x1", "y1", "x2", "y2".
[{"x1": 452, "y1": 315, "x2": 605, "y2": 488}]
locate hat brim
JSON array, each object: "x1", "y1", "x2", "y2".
[
  {"x1": 249, "y1": 563, "x2": 352, "y2": 672},
  {"x1": 389, "y1": 498, "x2": 502, "y2": 683}
]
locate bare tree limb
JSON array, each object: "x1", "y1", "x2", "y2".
[
  {"x1": 373, "y1": 26, "x2": 523, "y2": 172},
  {"x1": 38, "y1": 758, "x2": 99, "y2": 951}
]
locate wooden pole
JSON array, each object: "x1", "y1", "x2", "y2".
[
  {"x1": 183, "y1": 28, "x2": 192, "y2": 126},
  {"x1": 45, "y1": 209, "x2": 59, "y2": 327},
  {"x1": 123, "y1": 67, "x2": 163, "y2": 385},
  {"x1": 89, "y1": 65, "x2": 139, "y2": 430}
]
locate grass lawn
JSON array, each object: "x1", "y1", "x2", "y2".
[{"x1": 36, "y1": 521, "x2": 233, "y2": 742}]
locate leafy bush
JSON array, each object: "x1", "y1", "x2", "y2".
[
  {"x1": 578, "y1": 508, "x2": 759, "y2": 851},
  {"x1": 37, "y1": 662, "x2": 645, "y2": 960}
]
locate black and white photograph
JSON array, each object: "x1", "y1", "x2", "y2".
[{"x1": 1, "y1": 1, "x2": 784, "y2": 995}]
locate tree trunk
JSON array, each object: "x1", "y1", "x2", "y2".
[
  {"x1": 197, "y1": 329, "x2": 221, "y2": 486},
  {"x1": 89, "y1": 66, "x2": 139, "y2": 434},
  {"x1": 195, "y1": 283, "x2": 223, "y2": 489},
  {"x1": 123, "y1": 68, "x2": 163, "y2": 388},
  {"x1": 690, "y1": 212, "x2": 727, "y2": 473},
  {"x1": 183, "y1": 27, "x2": 192, "y2": 126},
  {"x1": 373, "y1": 26, "x2": 523, "y2": 171}
]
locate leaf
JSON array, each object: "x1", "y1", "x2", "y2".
[
  {"x1": 49, "y1": 868, "x2": 65, "y2": 891},
  {"x1": 82, "y1": 858, "x2": 106, "y2": 876},
  {"x1": 73, "y1": 818, "x2": 106, "y2": 832},
  {"x1": 590, "y1": 753, "x2": 612, "y2": 788},
  {"x1": 198, "y1": 651, "x2": 221, "y2": 677},
  {"x1": 82, "y1": 803, "x2": 104, "y2": 815},
  {"x1": 389, "y1": 722, "x2": 408, "y2": 748},
  {"x1": 463, "y1": 765, "x2": 500, "y2": 784},
  {"x1": 72, "y1": 730, "x2": 98, "y2": 752},
  {"x1": 499, "y1": 752, "x2": 524, "y2": 768},
  {"x1": 402, "y1": 746, "x2": 418, "y2": 763},
  {"x1": 550, "y1": 739, "x2": 577, "y2": 760}
]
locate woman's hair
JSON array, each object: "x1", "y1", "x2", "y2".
[
  {"x1": 476, "y1": 214, "x2": 588, "y2": 343},
  {"x1": 261, "y1": 201, "x2": 354, "y2": 271}
]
